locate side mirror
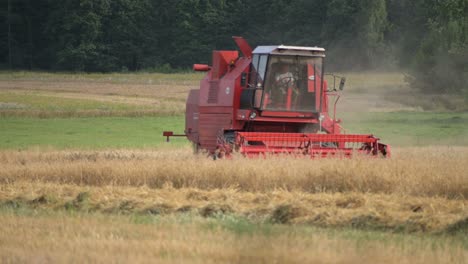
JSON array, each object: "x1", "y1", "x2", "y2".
[{"x1": 339, "y1": 77, "x2": 346, "y2": 91}]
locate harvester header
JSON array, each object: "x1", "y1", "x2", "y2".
[{"x1": 164, "y1": 37, "x2": 390, "y2": 158}]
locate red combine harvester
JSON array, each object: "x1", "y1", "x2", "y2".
[{"x1": 164, "y1": 37, "x2": 390, "y2": 158}]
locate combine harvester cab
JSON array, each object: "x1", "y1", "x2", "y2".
[{"x1": 164, "y1": 37, "x2": 390, "y2": 158}]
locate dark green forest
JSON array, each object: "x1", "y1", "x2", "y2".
[{"x1": 1, "y1": 0, "x2": 466, "y2": 93}]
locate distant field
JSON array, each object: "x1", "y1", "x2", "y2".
[
  {"x1": 0, "y1": 91, "x2": 150, "y2": 114},
  {"x1": 0, "y1": 71, "x2": 198, "y2": 117},
  {"x1": 342, "y1": 112, "x2": 468, "y2": 146},
  {"x1": 0, "y1": 71, "x2": 467, "y2": 263},
  {"x1": 0, "y1": 71, "x2": 203, "y2": 83}
]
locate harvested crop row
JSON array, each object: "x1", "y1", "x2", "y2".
[
  {"x1": 1, "y1": 210, "x2": 466, "y2": 264},
  {"x1": 1, "y1": 182, "x2": 467, "y2": 233}
]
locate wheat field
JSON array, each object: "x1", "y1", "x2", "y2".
[
  {"x1": 1, "y1": 147, "x2": 467, "y2": 263},
  {"x1": 1, "y1": 147, "x2": 467, "y2": 232},
  {"x1": 1, "y1": 147, "x2": 467, "y2": 198},
  {"x1": 1, "y1": 212, "x2": 467, "y2": 264}
]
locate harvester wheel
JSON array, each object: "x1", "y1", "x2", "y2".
[
  {"x1": 214, "y1": 132, "x2": 236, "y2": 160},
  {"x1": 192, "y1": 142, "x2": 201, "y2": 154},
  {"x1": 378, "y1": 144, "x2": 390, "y2": 158},
  {"x1": 223, "y1": 132, "x2": 236, "y2": 146}
]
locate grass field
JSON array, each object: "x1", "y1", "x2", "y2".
[
  {"x1": 0, "y1": 71, "x2": 467, "y2": 263},
  {"x1": 342, "y1": 112, "x2": 468, "y2": 146},
  {"x1": 1, "y1": 112, "x2": 467, "y2": 149},
  {"x1": 0, "y1": 116, "x2": 186, "y2": 149}
]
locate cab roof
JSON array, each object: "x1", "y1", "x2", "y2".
[{"x1": 252, "y1": 45, "x2": 326, "y2": 57}]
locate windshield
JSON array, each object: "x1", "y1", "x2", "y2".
[{"x1": 257, "y1": 55, "x2": 323, "y2": 112}]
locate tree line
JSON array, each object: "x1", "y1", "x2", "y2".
[{"x1": 1, "y1": 0, "x2": 466, "y2": 94}]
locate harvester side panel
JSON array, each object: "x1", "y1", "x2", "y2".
[
  {"x1": 211, "y1": 51, "x2": 239, "y2": 80},
  {"x1": 185, "y1": 90, "x2": 200, "y2": 144},
  {"x1": 198, "y1": 57, "x2": 250, "y2": 107},
  {"x1": 194, "y1": 56, "x2": 251, "y2": 151},
  {"x1": 198, "y1": 110, "x2": 232, "y2": 152}
]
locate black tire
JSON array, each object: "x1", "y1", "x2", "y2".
[
  {"x1": 192, "y1": 142, "x2": 200, "y2": 154},
  {"x1": 213, "y1": 131, "x2": 236, "y2": 160},
  {"x1": 223, "y1": 131, "x2": 236, "y2": 145}
]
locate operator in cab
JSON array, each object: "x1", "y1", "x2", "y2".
[{"x1": 271, "y1": 63, "x2": 300, "y2": 109}]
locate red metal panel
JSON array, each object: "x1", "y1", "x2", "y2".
[
  {"x1": 250, "y1": 116, "x2": 319, "y2": 123},
  {"x1": 185, "y1": 90, "x2": 200, "y2": 143},
  {"x1": 198, "y1": 112, "x2": 232, "y2": 152},
  {"x1": 193, "y1": 64, "x2": 211, "y2": 71},
  {"x1": 260, "y1": 111, "x2": 315, "y2": 118},
  {"x1": 198, "y1": 74, "x2": 211, "y2": 106},
  {"x1": 233, "y1": 36, "x2": 253, "y2": 58},
  {"x1": 212, "y1": 51, "x2": 238, "y2": 80},
  {"x1": 308, "y1": 64, "x2": 316, "y2": 92},
  {"x1": 236, "y1": 132, "x2": 379, "y2": 142},
  {"x1": 199, "y1": 57, "x2": 250, "y2": 108},
  {"x1": 199, "y1": 106, "x2": 232, "y2": 114},
  {"x1": 220, "y1": 58, "x2": 250, "y2": 107},
  {"x1": 207, "y1": 80, "x2": 219, "y2": 104}
]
